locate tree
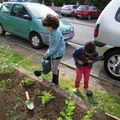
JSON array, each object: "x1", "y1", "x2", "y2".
[
  {"x1": 86, "y1": 0, "x2": 111, "y2": 10},
  {"x1": 51, "y1": 0, "x2": 77, "y2": 6}
]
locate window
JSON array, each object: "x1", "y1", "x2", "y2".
[
  {"x1": 115, "y1": 7, "x2": 120, "y2": 22},
  {"x1": 11, "y1": 4, "x2": 29, "y2": 18},
  {"x1": 0, "y1": 3, "x2": 10, "y2": 13}
]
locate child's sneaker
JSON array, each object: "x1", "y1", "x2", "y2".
[{"x1": 84, "y1": 89, "x2": 93, "y2": 97}]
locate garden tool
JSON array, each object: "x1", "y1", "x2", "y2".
[
  {"x1": 25, "y1": 91, "x2": 34, "y2": 110},
  {"x1": 34, "y1": 58, "x2": 51, "y2": 77}
]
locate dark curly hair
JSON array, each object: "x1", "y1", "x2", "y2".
[
  {"x1": 84, "y1": 41, "x2": 96, "y2": 54},
  {"x1": 42, "y1": 14, "x2": 59, "y2": 30}
]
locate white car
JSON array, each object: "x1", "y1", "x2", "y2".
[
  {"x1": 60, "y1": 5, "x2": 78, "y2": 16},
  {"x1": 93, "y1": 0, "x2": 120, "y2": 80}
]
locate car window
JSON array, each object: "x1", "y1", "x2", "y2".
[
  {"x1": 11, "y1": 4, "x2": 29, "y2": 18},
  {"x1": 73, "y1": 6, "x2": 77, "y2": 9},
  {"x1": 0, "y1": 3, "x2": 10, "y2": 13},
  {"x1": 89, "y1": 6, "x2": 97, "y2": 11},
  {"x1": 115, "y1": 7, "x2": 120, "y2": 22},
  {"x1": 27, "y1": 4, "x2": 58, "y2": 19},
  {"x1": 77, "y1": 5, "x2": 88, "y2": 10}
]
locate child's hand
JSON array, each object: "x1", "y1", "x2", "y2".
[
  {"x1": 77, "y1": 60, "x2": 84, "y2": 65},
  {"x1": 88, "y1": 60, "x2": 94, "y2": 63}
]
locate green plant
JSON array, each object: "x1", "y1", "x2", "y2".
[
  {"x1": 59, "y1": 99, "x2": 75, "y2": 120},
  {"x1": 81, "y1": 106, "x2": 98, "y2": 120},
  {"x1": 34, "y1": 88, "x2": 41, "y2": 95},
  {"x1": 21, "y1": 77, "x2": 35, "y2": 87},
  {"x1": 57, "y1": 117, "x2": 63, "y2": 120},
  {"x1": 40, "y1": 91, "x2": 55, "y2": 107},
  {"x1": 0, "y1": 79, "x2": 12, "y2": 91},
  {"x1": 0, "y1": 45, "x2": 22, "y2": 74}
]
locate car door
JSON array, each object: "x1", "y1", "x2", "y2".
[
  {"x1": 0, "y1": 3, "x2": 13, "y2": 32},
  {"x1": 9, "y1": 4, "x2": 32, "y2": 39}
]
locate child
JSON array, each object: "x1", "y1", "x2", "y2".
[
  {"x1": 35, "y1": 14, "x2": 66, "y2": 85},
  {"x1": 73, "y1": 41, "x2": 98, "y2": 96}
]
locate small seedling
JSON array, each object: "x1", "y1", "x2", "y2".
[
  {"x1": 81, "y1": 106, "x2": 98, "y2": 120},
  {"x1": 21, "y1": 77, "x2": 35, "y2": 87},
  {"x1": 0, "y1": 79, "x2": 12, "y2": 91},
  {"x1": 40, "y1": 91, "x2": 55, "y2": 107},
  {"x1": 59, "y1": 99, "x2": 75, "y2": 120}
]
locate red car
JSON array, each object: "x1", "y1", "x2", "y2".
[{"x1": 75, "y1": 5, "x2": 101, "y2": 19}]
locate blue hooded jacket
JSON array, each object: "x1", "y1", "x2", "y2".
[{"x1": 45, "y1": 28, "x2": 66, "y2": 58}]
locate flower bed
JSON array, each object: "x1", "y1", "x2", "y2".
[{"x1": 0, "y1": 68, "x2": 115, "y2": 120}]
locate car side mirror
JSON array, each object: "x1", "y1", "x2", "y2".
[{"x1": 23, "y1": 15, "x2": 32, "y2": 20}]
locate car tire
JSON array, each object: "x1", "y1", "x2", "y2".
[
  {"x1": 71, "y1": 12, "x2": 75, "y2": 17},
  {"x1": 0, "y1": 24, "x2": 6, "y2": 36},
  {"x1": 104, "y1": 50, "x2": 120, "y2": 80},
  {"x1": 76, "y1": 16, "x2": 79, "y2": 19},
  {"x1": 88, "y1": 15, "x2": 91, "y2": 20},
  {"x1": 29, "y1": 32, "x2": 44, "y2": 49}
]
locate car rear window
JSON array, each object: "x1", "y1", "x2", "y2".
[
  {"x1": 77, "y1": 5, "x2": 88, "y2": 10},
  {"x1": 73, "y1": 6, "x2": 78, "y2": 9},
  {"x1": 115, "y1": 7, "x2": 120, "y2": 22}
]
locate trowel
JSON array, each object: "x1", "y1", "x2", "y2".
[{"x1": 25, "y1": 91, "x2": 34, "y2": 110}]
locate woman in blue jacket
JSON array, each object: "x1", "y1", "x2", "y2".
[{"x1": 41, "y1": 14, "x2": 66, "y2": 85}]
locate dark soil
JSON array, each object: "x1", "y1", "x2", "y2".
[
  {"x1": 0, "y1": 70, "x2": 115, "y2": 120},
  {"x1": 0, "y1": 70, "x2": 86, "y2": 120}
]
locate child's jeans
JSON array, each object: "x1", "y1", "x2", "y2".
[{"x1": 75, "y1": 66, "x2": 90, "y2": 89}]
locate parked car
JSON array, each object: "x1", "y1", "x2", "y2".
[
  {"x1": 93, "y1": 0, "x2": 120, "y2": 80},
  {"x1": 0, "y1": 3, "x2": 2, "y2": 8},
  {"x1": 0, "y1": 2, "x2": 74, "y2": 49},
  {"x1": 75, "y1": 5, "x2": 101, "y2": 20},
  {"x1": 60, "y1": 5, "x2": 78, "y2": 16}
]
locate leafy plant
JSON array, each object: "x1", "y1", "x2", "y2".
[
  {"x1": 0, "y1": 79, "x2": 12, "y2": 91},
  {"x1": 40, "y1": 91, "x2": 55, "y2": 107},
  {"x1": 59, "y1": 99, "x2": 75, "y2": 120},
  {"x1": 21, "y1": 77, "x2": 35, "y2": 87}
]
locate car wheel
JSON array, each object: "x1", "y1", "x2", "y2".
[
  {"x1": 88, "y1": 15, "x2": 91, "y2": 20},
  {"x1": 29, "y1": 32, "x2": 44, "y2": 49},
  {"x1": 71, "y1": 12, "x2": 75, "y2": 17},
  {"x1": 104, "y1": 50, "x2": 120, "y2": 80},
  {"x1": 76, "y1": 16, "x2": 79, "y2": 19},
  {"x1": 0, "y1": 24, "x2": 6, "y2": 36}
]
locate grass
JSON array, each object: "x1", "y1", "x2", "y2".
[{"x1": 0, "y1": 45, "x2": 120, "y2": 119}]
